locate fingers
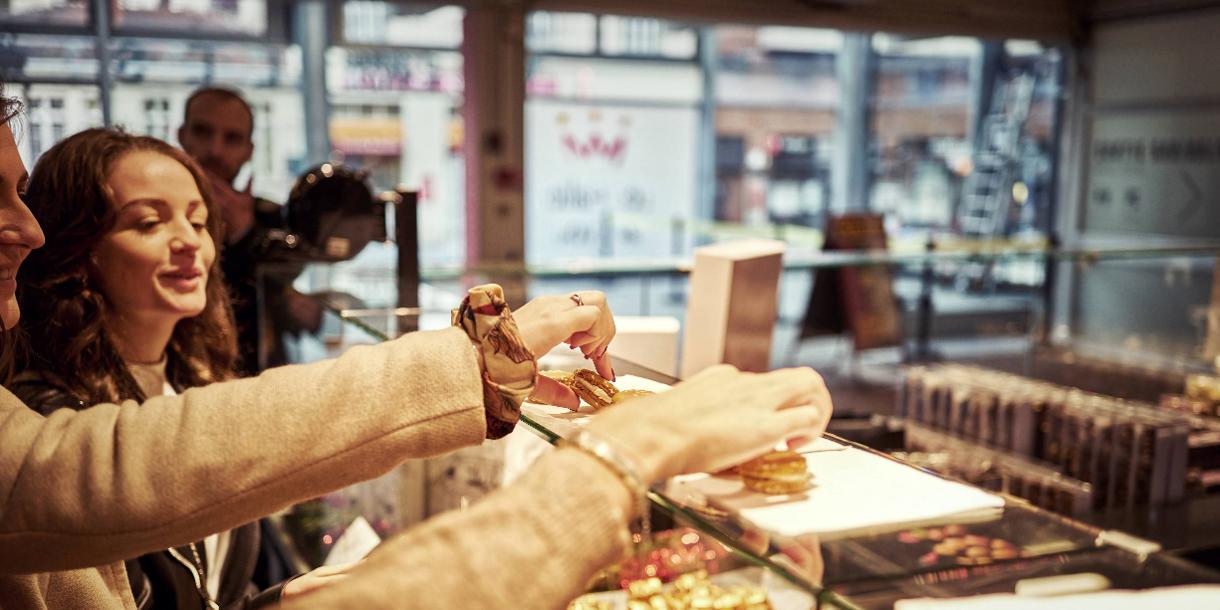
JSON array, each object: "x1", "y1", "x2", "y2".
[
  {"x1": 765, "y1": 406, "x2": 826, "y2": 442},
  {"x1": 531, "y1": 375, "x2": 580, "y2": 410},
  {"x1": 753, "y1": 368, "x2": 829, "y2": 412},
  {"x1": 566, "y1": 331, "x2": 598, "y2": 348},
  {"x1": 591, "y1": 350, "x2": 615, "y2": 381}
]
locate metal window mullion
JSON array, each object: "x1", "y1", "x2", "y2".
[{"x1": 90, "y1": 0, "x2": 113, "y2": 126}]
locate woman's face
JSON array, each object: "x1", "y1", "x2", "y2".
[
  {"x1": 0, "y1": 125, "x2": 46, "y2": 329},
  {"x1": 93, "y1": 150, "x2": 216, "y2": 325}
]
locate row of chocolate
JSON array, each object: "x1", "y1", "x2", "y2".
[
  {"x1": 898, "y1": 365, "x2": 1191, "y2": 511},
  {"x1": 901, "y1": 422, "x2": 1094, "y2": 518}
]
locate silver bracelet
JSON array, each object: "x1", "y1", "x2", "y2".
[{"x1": 562, "y1": 428, "x2": 651, "y2": 549}]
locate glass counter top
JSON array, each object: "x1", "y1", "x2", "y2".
[
  {"x1": 524, "y1": 352, "x2": 1220, "y2": 608},
  {"x1": 319, "y1": 302, "x2": 1220, "y2": 608}
]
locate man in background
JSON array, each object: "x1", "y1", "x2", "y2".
[{"x1": 178, "y1": 87, "x2": 319, "y2": 376}]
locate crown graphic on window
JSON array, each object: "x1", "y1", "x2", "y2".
[{"x1": 561, "y1": 133, "x2": 627, "y2": 163}]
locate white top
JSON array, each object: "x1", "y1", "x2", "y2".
[{"x1": 127, "y1": 358, "x2": 231, "y2": 600}]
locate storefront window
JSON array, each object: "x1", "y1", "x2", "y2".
[
  {"x1": 109, "y1": 38, "x2": 306, "y2": 199},
  {"x1": 713, "y1": 26, "x2": 838, "y2": 232},
  {"x1": 869, "y1": 35, "x2": 977, "y2": 232},
  {"x1": 0, "y1": 0, "x2": 88, "y2": 27},
  {"x1": 526, "y1": 12, "x2": 597, "y2": 55},
  {"x1": 9, "y1": 84, "x2": 104, "y2": 165},
  {"x1": 329, "y1": 4, "x2": 466, "y2": 268},
  {"x1": 115, "y1": 0, "x2": 267, "y2": 36},
  {"x1": 342, "y1": 1, "x2": 463, "y2": 48},
  {"x1": 525, "y1": 12, "x2": 702, "y2": 263},
  {"x1": 0, "y1": 34, "x2": 98, "y2": 84},
  {"x1": 599, "y1": 15, "x2": 697, "y2": 59},
  {"x1": 868, "y1": 35, "x2": 1061, "y2": 241}
]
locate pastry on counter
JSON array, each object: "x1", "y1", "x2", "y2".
[
  {"x1": 738, "y1": 450, "x2": 812, "y2": 495},
  {"x1": 612, "y1": 389, "x2": 654, "y2": 404},
  {"x1": 533, "y1": 369, "x2": 621, "y2": 409},
  {"x1": 570, "y1": 369, "x2": 619, "y2": 408}
]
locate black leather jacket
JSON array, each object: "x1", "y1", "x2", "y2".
[{"x1": 10, "y1": 373, "x2": 292, "y2": 610}]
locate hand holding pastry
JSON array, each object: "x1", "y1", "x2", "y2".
[
  {"x1": 583, "y1": 364, "x2": 833, "y2": 483},
  {"x1": 514, "y1": 291, "x2": 617, "y2": 409},
  {"x1": 513, "y1": 290, "x2": 616, "y2": 379}
]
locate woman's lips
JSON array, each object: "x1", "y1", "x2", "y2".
[{"x1": 159, "y1": 269, "x2": 203, "y2": 291}]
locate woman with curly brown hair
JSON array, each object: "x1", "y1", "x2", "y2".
[{"x1": 9, "y1": 127, "x2": 323, "y2": 609}]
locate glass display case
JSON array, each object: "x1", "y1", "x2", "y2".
[{"x1": 273, "y1": 241, "x2": 1220, "y2": 608}]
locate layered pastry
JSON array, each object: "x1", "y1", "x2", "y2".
[
  {"x1": 533, "y1": 369, "x2": 620, "y2": 409},
  {"x1": 738, "y1": 450, "x2": 812, "y2": 495},
  {"x1": 570, "y1": 369, "x2": 619, "y2": 408}
]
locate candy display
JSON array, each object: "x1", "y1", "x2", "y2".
[
  {"x1": 900, "y1": 422, "x2": 1094, "y2": 518},
  {"x1": 897, "y1": 524, "x2": 1031, "y2": 568},
  {"x1": 567, "y1": 570, "x2": 773, "y2": 610},
  {"x1": 898, "y1": 365, "x2": 1191, "y2": 513}
]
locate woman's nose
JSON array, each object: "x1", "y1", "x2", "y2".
[
  {"x1": 1, "y1": 198, "x2": 46, "y2": 250},
  {"x1": 168, "y1": 222, "x2": 202, "y2": 253}
]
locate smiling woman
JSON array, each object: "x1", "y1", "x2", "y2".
[{"x1": 13, "y1": 128, "x2": 236, "y2": 405}]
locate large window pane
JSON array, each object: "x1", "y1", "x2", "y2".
[
  {"x1": 9, "y1": 84, "x2": 104, "y2": 165},
  {"x1": 115, "y1": 0, "x2": 267, "y2": 36},
  {"x1": 713, "y1": 26, "x2": 838, "y2": 232},
  {"x1": 342, "y1": 1, "x2": 463, "y2": 48},
  {"x1": 527, "y1": 12, "x2": 596, "y2": 55},
  {"x1": 0, "y1": 34, "x2": 98, "y2": 83},
  {"x1": 869, "y1": 35, "x2": 977, "y2": 231},
  {"x1": 600, "y1": 15, "x2": 697, "y2": 59},
  {"x1": 526, "y1": 12, "x2": 701, "y2": 264},
  {"x1": 0, "y1": 0, "x2": 88, "y2": 27},
  {"x1": 108, "y1": 37, "x2": 305, "y2": 198},
  {"x1": 327, "y1": 45, "x2": 465, "y2": 268}
]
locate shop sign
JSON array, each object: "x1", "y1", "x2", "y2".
[
  {"x1": 330, "y1": 117, "x2": 402, "y2": 156},
  {"x1": 1085, "y1": 109, "x2": 1220, "y2": 238},
  {"x1": 525, "y1": 101, "x2": 697, "y2": 261}
]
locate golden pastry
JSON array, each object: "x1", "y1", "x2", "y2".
[
  {"x1": 738, "y1": 450, "x2": 812, "y2": 495},
  {"x1": 570, "y1": 368, "x2": 619, "y2": 409}
]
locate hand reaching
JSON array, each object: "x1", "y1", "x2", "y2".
[
  {"x1": 585, "y1": 364, "x2": 833, "y2": 482},
  {"x1": 513, "y1": 290, "x2": 616, "y2": 409}
]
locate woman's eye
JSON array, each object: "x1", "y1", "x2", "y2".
[
  {"x1": 191, "y1": 222, "x2": 207, "y2": 232},
  {"x1": 137, "y1": 218, "x2": 160, "y2": 230}
]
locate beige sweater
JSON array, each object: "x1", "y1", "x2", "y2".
[
  {"x1": 0, "y1": 326, "x2": 633, "y2": 610},
  {"x1": 0, "y1": 328, "x2": 488, "y2": 608}
]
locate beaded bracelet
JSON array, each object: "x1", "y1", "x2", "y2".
[{"x1": 562, "y1": 428, "x2": 651, "y2": 551}]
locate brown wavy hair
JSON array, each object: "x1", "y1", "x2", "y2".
[{"x1": 15, "y1": 127, "x2": 237, "y2": 404}]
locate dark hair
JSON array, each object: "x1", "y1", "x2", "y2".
[
  {"x1": 15, "y1": 127, "x2": 238, "y2": 404},
  {"x1": 183, "y1": 86, "x2": 254, "y2": 138},
  {"x1": 0, "y1": 85, "x2": 21, "y2": 126}
]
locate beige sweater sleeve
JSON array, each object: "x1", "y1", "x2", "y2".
[
  {"x1": 0, "y1": 327, "x2": 486, "y2": 575},
  {"x1": 285, "y1": 447, "x2": 633, "y2": 610}
]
